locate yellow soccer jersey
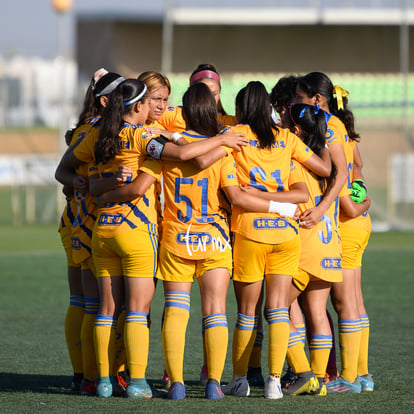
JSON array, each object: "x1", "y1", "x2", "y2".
[
  {"x1": 58, "y1": 196, "x2": 77, "y2": 233},
  {"x1": 158, "y1": 106, "x2": 186, "y2": 132},
  {"x1": 68, "y1": 118, "x2": 101, "y2": 263},
  {"x1": 231, "y1": 124, "x2": 314, "y2": 244},
  {"x1": 75, "y1": 124, "x2": 162, "y2": 239},
  {"x1": 293, "y1": 161, "x2": 342, "y2": 282},
  {"x1": 161, "y1": 131, "x2": 239, "y2": 260},
  {"x1": 218, "y1": 113, "x2": 237, "y2": 130}
]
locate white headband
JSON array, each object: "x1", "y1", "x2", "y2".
[
  {"x1": 124, "y1": 84, "x2": 148, "y2": 106},
  {"x1": 95, "y1": 76, "x2": 125, "y2": 97}
]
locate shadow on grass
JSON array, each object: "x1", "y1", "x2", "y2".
[
  {"x1": 0, "y1": 373, "x2": 203, "y2": 396},
  {"x1": 0, "y1": 372, "x2": 74, "y2": 394}
]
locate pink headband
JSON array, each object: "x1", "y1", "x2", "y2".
[{"x1": 190, "y1": 69, "x2": 221, "y2": 86}]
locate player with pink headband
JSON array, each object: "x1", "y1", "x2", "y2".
[{"x1": 158, "y1": 64, "x2": 237, "y2": 135}]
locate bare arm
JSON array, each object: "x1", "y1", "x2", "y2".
[
  {"x1": 353, "y1": 143, "x2": 363, "y2": 170},
  {"x1": 223, "y1": 185, "x2": 271, "y2": 212},
  {"x1": 302, "y1": 147, "x2": 331, "y2": 177},
  {"x1": 224, "y1": 185, "x2": 298, "y2": 218},
  {"x1": 340, "y1": 194, "x2": 371, "y2": 218},
  {"x1": 55, "y1": 149, "x2": 87, "y2": 191},
  {"x1": 300, "y1": 143, "x2": 348, "y2": 226},
  {"x1": 89, "y1": 166, "x2": 133, "y2": 197},
  {"x1": 161, "y1": 129, "x2": 247, "y2": 161},
  {"x1": 239, "y1": 182, "x2": 309, "y2": 204},
  {"x1": 95, "y1": 172, "x2": 157, "y2": 207}
]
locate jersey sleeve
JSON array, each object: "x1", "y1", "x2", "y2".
[
  {"x1": 73, "y1": 132, "x2": 97, "y2": 164},
  {"x1": 220, "y1": 152, "x2": 239, "y2": 188},
  {"x1": 158, "y1": 106, "x2": 186, "y2": 132},
  {"x1": 140, "y1": 158, "x2": 163, "y2": 180},
  {"x1": 290, "y1": 132, "x2": 315, "y2": 164},
  {"x1": 288, "y1": 160, "x2": 306, "y2": 186}
]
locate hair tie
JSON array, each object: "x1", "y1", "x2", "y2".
[
  {"x1": 314, "y1": 104, "x2": 320, "y2": 115},
  {"x1": 124, "y1": 84, "x2": 148, "y2": 106},
  {"x1": 333, "y1": 85, "x2": 349, "y2": 110},
  {"x1": 298, "y1": 107, "x2": 307, "y2": 119}
]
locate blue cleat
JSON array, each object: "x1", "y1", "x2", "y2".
[
  {"x1": 326, "y1": 376, "x2": 361, "y2": 394},
  {"x1": 358, "y1": 374, "x2": 374, "y2": 392},
  {"x1": 96, "y1": 378, "x2": 112, "y2": 398},
  {"x1": 127, "y1": 379, "x2": 152, "y2": 399},
  {"x1": 205, "y1": 379, "x2": 224, "y2": 400},
  {"x1": 168, "y1": 381, "x2": 186, "y2": 400}
]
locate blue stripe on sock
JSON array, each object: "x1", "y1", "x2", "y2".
[
  {"x1": 69, "y1": 295, "x2": 84, "y2": 308},
  {"x1": 288, "y1": 331, "x2": 303, "y2": 348},
  {"x1": 309, "y1": 334, "x2": 333, "y2": 350},
  {"x1": 338, "y1": 319, "x2": 362, "y2": 333},
  {"x1": 266, "y1": 307, "x2": 289, "y2": 325},
  {"x1": 164, "y1": 291, "x2": 190, "y2": 311},
  {"x1": 125, "y1": 312, "x2": 148, "y2": 326},
  {"x1": 203, "y1": 313, "x2": 228, "y2": 330},
  {"x1": 84, "y1": 297, "x2": 99, "y2": 314}
]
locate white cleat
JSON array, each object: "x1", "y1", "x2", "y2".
[
  {"x1": 264, "y1": 376, "x2": 283, "y2": 399},
  {"x1": 221, "y1": 375, "x2": 250, "y2": 397}
]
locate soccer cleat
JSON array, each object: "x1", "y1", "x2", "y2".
[
  {"x1": 199, "y1": 365, "x2": 208, "y2": 386},
  {"x1": 311, "y1": 377, "x2": 327, "y2": 396},
  {"x1": 358, "y1": 374, "x2": 374, "y2": 392},
  {"x1": 282, "y1": 371, "x2": 318, "y2": 396},
  {"x1": 126, "y1": 379, "x2": 153, "y2": 399},
  {"x1": 281, "y1": 367, "x2": 298, "y2": 388},
  {"x1": 222, "y1": 375, "x2": 250, "y2": 397},
  {"x1": 168, "y1": 381, "x2": 186, "y2": 400},
  {"x1": 247, "y1": 367, "x2": 265, "y2": 387},
  {"x1": 162, "y1": 369, "x2": 171, "y2": 390},
  {"x1": 205, "y1": 379, "x2": 224, "y2": 400},
  {"x1": 112, "y1": 375, "x2": 127, "y2": 397},
  {"x1": 326, "y1": 376, "x2": 361, "y2": 394},
  {"x1": 264, "y1": 376, "x2": 283, "y2": 399},
  {"x1": 96, "y1": 379, "x2": 112, "y2": 398},
  {"x1": 79, "y1": 379, "x2": 97, "y2": 396},
  {"x1": 71, "y1": 373, "x2": 83, "y2": 393}
]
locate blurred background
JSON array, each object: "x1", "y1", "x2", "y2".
[{"x1": 0, "y1": 0, "x2": 413, "y2": 230}]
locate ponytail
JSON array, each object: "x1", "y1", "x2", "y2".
[{"x1": 236, "y1": 81, "x2": 276, "y2": 149}]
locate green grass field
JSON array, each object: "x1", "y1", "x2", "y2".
[{"x1": 0, "y1": 224, "x2": 413, "y2": 413}]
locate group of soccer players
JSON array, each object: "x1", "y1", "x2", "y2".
[{"x1": 55, "y1": 64, "x2": 373, "y2": 401}]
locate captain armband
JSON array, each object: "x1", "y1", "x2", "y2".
[{"x1": 146, "y1": 135, "x2": 169, "y2": 160}]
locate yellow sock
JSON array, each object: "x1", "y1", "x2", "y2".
[
  {"x1": 162, "y1": 291, "x2": 190, "y2": 384},
  {"x1": 94, "y1": 314, "x2": 117, "y2": 378},
  {"x1": 248, "y1": 329, "x2": 263, "y2": 368},
  {"x1": 267, "y1": 308, "x2": 289, "y2": 377},
  {"x1": 125, "y1": 312, "x2": 149, "y2": 379},
  {"x1": 202, "y1": 328, "x2": 207, "y2": 367},
  {"x1": 286, "y1": 332, "x2": 311, "y2": 374},
  {"x1": 358, "y1": 314, "x2": 370, "y2": 375},
  {"x1": 81, "y1": 297, "x2": 99, "y2": 380},
  {"x1": 232, "y1": 313, "x2": 258, "y2": 377},
  {"x1": 338, "y1": 319, "x2": 362, "y2": 383},
  {"x1": 295, "y1": 323, "x2": 306, "y2": 344},
  {"x1": 65, "y1": 296, "x2": 84, "y2": 374},
  {"x1": 309, "y1": 334, "x2": 332, "y2": 378},
  {"x1": 203, "y1": 314, "x2": 228, "y2": 382},
  {"x1": 113, "y1": 307, "x2": 126, "y2": 376}
]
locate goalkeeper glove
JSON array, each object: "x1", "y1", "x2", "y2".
[{"x1": 351, "y1": 179, "x2": 367, "y2": 203}]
